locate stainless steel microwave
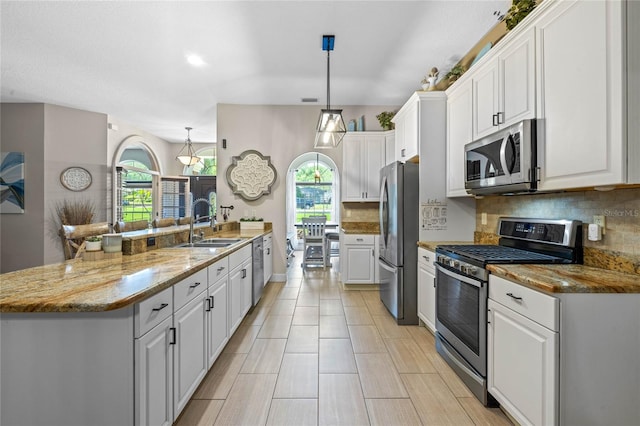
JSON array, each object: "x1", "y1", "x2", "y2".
[{"x1": 464, "y1": 119, "x2": 538, "y2": 195}]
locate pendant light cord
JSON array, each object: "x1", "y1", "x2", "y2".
[{"x1": 326, "y1": 48, "x2": 331, "y2": 109}]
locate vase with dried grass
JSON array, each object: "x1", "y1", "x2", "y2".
[{"x1": 56, "y1": 199, "x2": 95, "y2": 226}]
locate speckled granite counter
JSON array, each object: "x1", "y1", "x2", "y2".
[
  {"x1": 341, "y1": 221, "x2": 379, "y2": 234},
  {"x1": 0, "y1": 229, "x2": 269, "y2": 313},
  {"x1": 488, "y1": 264, "x2": 640, "y2": 294}
]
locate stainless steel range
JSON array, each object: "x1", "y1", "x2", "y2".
[{"x1": 434, "y1": 217, "x2": 583, "y2": 405}]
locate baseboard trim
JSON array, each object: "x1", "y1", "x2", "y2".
[{"x1": 341, "y1": 283, "x2": 380, "y2": 291}]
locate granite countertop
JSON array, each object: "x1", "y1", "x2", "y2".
[
  {"x1": 0, "y1": 229, "x2": 269, "y2": 313},
  {"x1": 488, "y1": 264, "x2": 640, "y2": 294}
]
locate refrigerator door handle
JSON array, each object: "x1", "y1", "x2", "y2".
[{"x1": 378, "y1": 258, "x2": 397, "y2": 274}]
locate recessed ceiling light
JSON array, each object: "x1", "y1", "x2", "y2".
[{"x1": 186, "y1": 54, "x2": 205, "y2": 67}]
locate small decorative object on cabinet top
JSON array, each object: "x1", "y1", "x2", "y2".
[
  {"x1": 226, "y1": 150, "x2": 277, "y2": 201},
  {"x1": 60, "y1": 166, "x2": 92, "y2": 191},
  {"x1": 376, "y1": 111, "x2": 396, "y2": 131},
  {"x1": 357, "y1": 116, "x2": 365, "y2": 131},
  {"x1": 420, "y1": 67, "x2": 439, "y2": 91},
  {"x1": 347, "y1": 119, "x2": 356, "y2": 132}
]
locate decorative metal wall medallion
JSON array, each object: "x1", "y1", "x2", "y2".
[
  {"x1": 60, "y1": 166, "x2": 92, "y2": 191},
  {"x1": 226, "y1": 150, "x2": 277, "y2": 200}
]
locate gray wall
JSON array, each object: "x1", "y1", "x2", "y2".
[
  {"x1": 1, "y1": 104, "x2": 46, "y2": 271},
  {"x1": 0, "y1": 103, "x2": 107, "y2": 272}
]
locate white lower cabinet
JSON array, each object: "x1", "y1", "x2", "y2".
[
  {"x1": 417, "y1": 248, "x2": 436, "y2": 333},
  {"x1": 135, "y1": 315, "x2": 173, "y2": 426},
  {"x1": 228, "y1": 244, "x2": 253, "y2": 336},
  {"x1": 340, "y1": 233, "x2": 378, "y2": 284},
  {"x1": 207, "y1": 279, "x2": 228, "y2": 368},
  {"x1": 173, "y1": 289, "x2": 208, "y2": 416},
  {"x1": 488, "y1": 298, "x2": 557, "y2": 426},
  {"x1": 263, "y1": 232, "x2": 273, "y2": 285},
  {"x1": 488, "y1": 275, "x2": 558, "y2": 426}
]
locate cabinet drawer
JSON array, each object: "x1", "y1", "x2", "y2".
[
  {"x1": 489, "y1": 275, "x2": 559, "y2": 331},
  {"x1": 418, "y1": 248, "x2": 435, "y2": 273},
  {"x1": 174, "y1": 268, "x2": 208, "y2": 311},
  {"x1": 135, "y1": 286, "x2": 173, "y2": 338},
  {"x1": 208, "y1": 257, "x2": 229, "y2": 284},
  {"x1": 229, "y1": 244, "x2": 252, "y2": 271},
  {"x1": 262, "y1": 233, "x2": 272, "y2": 245},
  {"x1": 343, "y1": 234, "x2": 375, "y2": 245}
]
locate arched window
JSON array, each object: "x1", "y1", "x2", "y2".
[
  {"x1": 286, "y1": 152, "x2": 340, "y2": 248},
  {"x1": 118, "y1": 158, "x2": 154, "y2": 223}
]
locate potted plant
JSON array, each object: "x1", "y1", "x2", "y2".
[
  {"x1": 85, "y1": 236, "x2": 102, "y2": 252},
  {"x1": 376, "y1": 111, "x2": 395, "y2": 131},
  {"x1": 240, "y1": 217, "x2": 264, "y2": 230},
  {"x1": 504, "y1": 0, "x2": 537, "y2": 31},
  {"x1": 445, "y1": 64, "x2": 465, "y2": 83}
]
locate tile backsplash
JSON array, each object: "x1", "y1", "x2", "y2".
[
  {"x1": 475, "y1": 187, "x2": 640, "y2": 273},
  {"x1": 341, "y1": 202, "x2": 379, "y2": 223}
]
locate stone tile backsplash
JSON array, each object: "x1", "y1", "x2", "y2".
[{"x1": 476, "y1": 187, "x2": 640, "y2": 273}]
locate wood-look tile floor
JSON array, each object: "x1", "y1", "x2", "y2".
[{"x1": 176, "y1": 252, "x2": 512, "y2": 426}]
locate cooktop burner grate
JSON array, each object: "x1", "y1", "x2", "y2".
[{"x1": 437, "y1": 244, "x2": 566, "y2": 264}]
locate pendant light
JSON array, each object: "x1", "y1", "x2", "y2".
[
  {"x1": 314, "y1": 35, "x2": 346, "y2": 149},
  {"x1": 314, "y1": 153, "x2": 321, "y2": 183},
  {"x1": 176, "y1": 127, "x2": 201, "y2": 166}
]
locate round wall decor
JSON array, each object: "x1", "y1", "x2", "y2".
[
  {"x1": 226, "y1": 150, "x2": 277, "y2": 201},
  {"x1": 60, "y1": 166, "x2": 92, "y2": 191}
]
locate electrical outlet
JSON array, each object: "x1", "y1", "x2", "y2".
[
  {"x1": 593, "y1": 215, "x2": 606, "y2": 234},
  {"x1": 481, "y1": 212, "x2": 487, "y2": 225}
]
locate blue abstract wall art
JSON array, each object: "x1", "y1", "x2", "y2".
[{"x1": 1, "y1": 152, "x2": 25, "y2": 213}]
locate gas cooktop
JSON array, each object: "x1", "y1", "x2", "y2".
[{"x1": 436, "y1": 244, "x2": 570, "y2": 264}]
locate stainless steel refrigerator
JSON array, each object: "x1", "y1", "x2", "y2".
[{"x1": 379, "y1": 161, "x2": 419, "y2": 325}]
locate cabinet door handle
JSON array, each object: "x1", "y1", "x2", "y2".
[
  {"x1": 266, "y1": 248, "x2": 270, "y2": 255},
  {"x1": 210, "y1": 295, "x2": 215, "y2": 309},
  {"x1": 152, "y1": 303, "x2": 169, "y2": 312},
  {"x1": 492, "y1": 114, "x2": 498, "y2": 126},
  {"x1": 205, "y1": 297, "x2": 212, "y2": 312},
  {"x1": 506, "y1": 292, "x2": 523, "y2": 301},
  {"x1": 433, "y1": 277, "x2": 436, "y2": 288},
  {"x1": 422, "y1": 255, "x2": 430, "y2": 262},
  {"x1": 372, "y1": 248, "x2": 374, "y2": 256},
  {"x1": 217, "y1": 266, "x2": 225, "y2": 272},
  {"x1": 401, "y1": 148, "x2": 406, "y2": 157},
  {"x1": 169, "y1": 327, "x2": 176, "y2": 345},
  {"x1": 356, "y1": 238, "x2": 364, "y2": 242},
  {"x1": 189, "y1": 282, "x2": 202, "y2": 289},
  {"x1": 497, "y1": 111, "x2": 504, "y2": 124},
  {"x1": 487, "y1": 308, "x2": 491, "y2": 324},
  {"x1": 241, "y1": 268, "x2": 246, "y2": 278}
]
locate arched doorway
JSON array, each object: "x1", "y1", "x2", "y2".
[{"x1": 286, "y1": 152, "x2": 340, "y2": 250}]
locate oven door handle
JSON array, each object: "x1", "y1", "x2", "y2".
[{"x1": 436, "y1": 263, "x2": 483, "y2": 288}]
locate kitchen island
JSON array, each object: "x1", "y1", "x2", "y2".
[{"x1": 0, "y1": 227, "x2": 270, "y2": 426}]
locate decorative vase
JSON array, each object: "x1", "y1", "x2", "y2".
[{"x1": 421, "y1": 83, "x2": 429, "y2": 91}]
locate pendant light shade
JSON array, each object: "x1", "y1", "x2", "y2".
[
  {"x1": 314, "y1": 35, "x2": 346, "y2": 149},
  {"x1": 176, "y1": 127, "x2": 201, "y2": 166}
]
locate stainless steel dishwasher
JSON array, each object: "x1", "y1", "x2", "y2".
[{"x1": 252, "y1": 238, "x2": 264, "y2": 306}]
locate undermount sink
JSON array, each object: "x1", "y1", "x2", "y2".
[{"x1": 173, "y1": 238, "x2": 243, "y2": 248}]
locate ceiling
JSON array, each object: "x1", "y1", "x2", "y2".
[{"x1": 1, "y1": 1, "x2": 508, "y2": 144}]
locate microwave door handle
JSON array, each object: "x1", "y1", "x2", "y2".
[{"x1": 499, "y1": 134, "x2": 512, "y2": 178}]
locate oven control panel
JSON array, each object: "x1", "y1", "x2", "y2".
[{"x1": 436, "y1": 253, "x2": 487, "y2": 281}]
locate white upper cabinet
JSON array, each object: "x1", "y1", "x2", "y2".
[
  {"x1": 473, "y1": 27, "x2": 536, "y2": 140},
  {"x1": 446, "y1": 79, "x2": 474, "y2": 197},
  {"x1": 393, "y1": 96, "x2": 420, "y2": 161},
  {"x1": 342, "y1": 132, "x2": 385, "y2": 202},
  {"x1": 535, "y1": 0, "x2": 637, "y2": 190}
]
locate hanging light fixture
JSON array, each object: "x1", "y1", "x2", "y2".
[
  {"x1": 314, "y1": 35, "x2": 346, "y2": 149},
  {"x1": 314, "y1": 153, "x2": 321, "y2": 183},
  {"x1": 176, "y1": 126, "x2": 201, "y2": 166}
]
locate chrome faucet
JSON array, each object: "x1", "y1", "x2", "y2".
[{"x1": 190, "y1": 198, "x2": 215, "y2": 244}]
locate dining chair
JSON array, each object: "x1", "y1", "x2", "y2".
[{"x1": 301, "y1": 216, "x2": 327, "y2": 268}]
